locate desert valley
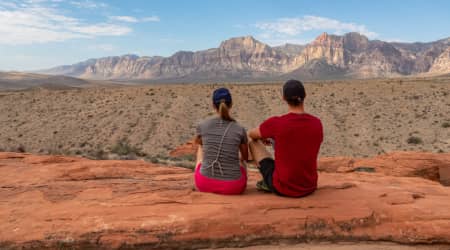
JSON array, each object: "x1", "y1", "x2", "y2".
[{"x1": 0, "y1": 76, "x2": 449, "y2": 163}]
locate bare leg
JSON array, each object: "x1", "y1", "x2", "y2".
[
  {"x1": 249, "y1": 140, "x2": 272, "y2": 167},
  {"x1": 195, "y1": 145, "x2": 203, "y2": 169}
]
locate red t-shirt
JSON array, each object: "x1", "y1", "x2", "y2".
[{"x1": 259, "y1": 113, "x2": 323, "y2": 197}]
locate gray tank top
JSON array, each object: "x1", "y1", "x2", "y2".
[{"x1": 196, "y1": 117, "x2": 248, "y2": 180}]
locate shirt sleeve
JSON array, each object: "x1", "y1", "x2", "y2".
[{"x1": 259, "y1": 116, "x2": 278, "y2": 139}]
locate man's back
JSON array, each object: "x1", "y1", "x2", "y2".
[{"x1": 260, "y1": 112, "x2": 323, "y2": 197}]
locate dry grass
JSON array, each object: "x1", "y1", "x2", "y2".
[{"x1": 0, "y1": 77, "x2": 449, "y2": 159}]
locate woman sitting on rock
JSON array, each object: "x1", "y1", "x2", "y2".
[{"x1": 194, "y1": 87, "x2": 248, "y2": 195}]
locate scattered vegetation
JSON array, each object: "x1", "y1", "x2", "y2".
[
  {"x1": 407, "y1": 136, "x2": 423, "y2": 145},
  {"x1": 16, "y1": 145, "x2": 25, "y2": 153},
  {"x1": 174, "y1": 162, "x2": 195, "y2": 170},
  {"x1": 110, "y1": 139, "x2": 146, "y2": 157},
  {"x1": 442, "y1": 122, "x2": 450, "y2": 128},
  {"x1": 176, "y1": 154, "x2": 196, "y2": 162},
  {"x1": 143, "y1": 153, "x2": 196, "y2": 170},
  {"x1": 89, "y1": 148, "x2": 107, "y2": 160},
  {"x1": 146, "y1": 156, "x2": 160, "y2": 164}
]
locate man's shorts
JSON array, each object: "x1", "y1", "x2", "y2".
[{"x1": 258, "y1": 158, "x2": 283, "y2": 196}]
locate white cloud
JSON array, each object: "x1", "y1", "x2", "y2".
[
  {"x1": 110, "y1": 16, "x2": 139, "y2": 23},
  {"x1": 255, "y1": 15, "x2": 378, "y2": 41},
  {"x1": 69, "y1": 0, "x2": 108, "y2": 9},
  {"x1": 0, "y1": 1, "x2": 131, "y2": 45},
  {"x1": 70, "y1": 23, "x2": 131, "y2": 36},
  {"x1": 141, "y1": 16, "x2": 160, "y2": 22},
  {"x1": 110, "y1": 15, "x2": 160, "y2": 23},
  {"x1": 384, "y1": 38, "x2": 411, "y2": 43}
]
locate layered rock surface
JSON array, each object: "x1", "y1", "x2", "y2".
[{"x1": 1, "y1": 151, "x2": 450, "y2": 249}]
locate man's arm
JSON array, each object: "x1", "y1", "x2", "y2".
[
  {"x1": 248, "y1": 127, "x2": 273, "y2": 146},
  {"x1": 248, "y1": 127, "x2": 263, "y2": 140}
]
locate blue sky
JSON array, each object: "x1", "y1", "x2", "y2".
[{"x1": 1, "y1": 0, "x2": 449, "y2": 70}]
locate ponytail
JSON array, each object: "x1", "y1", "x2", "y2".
[{"x1": 218, "y1": 100, "x2": 234, "y2": 121}]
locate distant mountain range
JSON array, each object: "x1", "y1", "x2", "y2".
[{"x1": 39, "y1": 32, "x2": 450, "y2": 81}]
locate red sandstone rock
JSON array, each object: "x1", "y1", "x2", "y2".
[
  {"x1": 0, "y1": 152, "x2": 450, "y2": 249},
  {"x1": 440, "y1": 164, "x2": 450, "y2": 186},
  {"x1": 169, "y1": 139, "x2": 197, "y2": 158},
  {"x1": 319, "y1": 151, "x2": 450, "y2": 184}
]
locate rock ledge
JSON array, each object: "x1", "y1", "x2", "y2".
[{"x1": 0, "y1": 152, "x2": 449, "y2": 249}]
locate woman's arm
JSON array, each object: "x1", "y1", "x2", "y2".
[
  {"x1": 239, "y1": 143, "x2": 249, "y2": 162},
  {"x1": 195, "y1": 135, "x2": 203, "y2": 169}
]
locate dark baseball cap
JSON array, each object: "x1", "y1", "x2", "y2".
[
  {"x1": 212, "y1": 87, "x2": 232, "y2": 106},
  {"x1": 283, "y1": 79, "x2": 305, "y2": 103}
]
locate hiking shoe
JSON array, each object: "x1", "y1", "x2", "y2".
[{"x1": 256, "y1": 180, "x2": 271, "y2": 192}]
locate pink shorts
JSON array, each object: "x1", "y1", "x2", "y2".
[{"x1": 194, "y1": 163, "x2": 247, "y2": 195}]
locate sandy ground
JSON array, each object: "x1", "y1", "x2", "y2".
[{"x1": 0, "y1": 77, "x2": 449, "y2": 159}]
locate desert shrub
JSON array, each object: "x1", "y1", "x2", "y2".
[
  {"x1": 111, "y1": 139, "x2": 145, "y2": 157},
  {"x1": 175, "y1": 162, "x2": 195, "y2": 170},
  {"x1": 442, "y1": 122, "x2": 450, "y2": 128},
  {"x1": 146, "y1": 156, "x2": 160, "y2": 164},
  {"x1": 16, "y1": 145, "x2": 25, "y2": 153},
  {"x1": 156, "y1": 154, "x2": 170, "y2": 161},
  {"x1": 179, "y1": 154, "x2": 195, "y2": 162},
  {"x1": 85, "y1": 147, "x2": 107, "y2": 160},
  {"x1": 407, "y1": 136, "x2": 423, "y2": 145}
]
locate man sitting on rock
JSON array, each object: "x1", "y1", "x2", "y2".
[{"x1": 248, "y1": 79, "x2": 323, "y2": 197}]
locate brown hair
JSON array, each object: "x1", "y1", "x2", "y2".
[{"x1": 217, "y1": 99, "x2": 234, "y2": 121}]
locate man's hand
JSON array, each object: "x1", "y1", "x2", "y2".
[{"x1": 261, "y1": 138, "x2": 272, "y2": 146}]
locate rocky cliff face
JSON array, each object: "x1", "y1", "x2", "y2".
[
  {"x1": 429, "y1": 47, "x2": 450, "y2": 74},
  {"x1": 40, "y1": 33, "x2": 450, "y2": 81},
  {"x1": 293, "y1": 33, "x2": 346, "y2": 68},
  {"x1": 273, "y1": 43, "x2": 305, "y2": 56}
]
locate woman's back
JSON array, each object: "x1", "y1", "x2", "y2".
[{"x1": 197, "y1": 117, "x2": 247, "y2": 180}]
